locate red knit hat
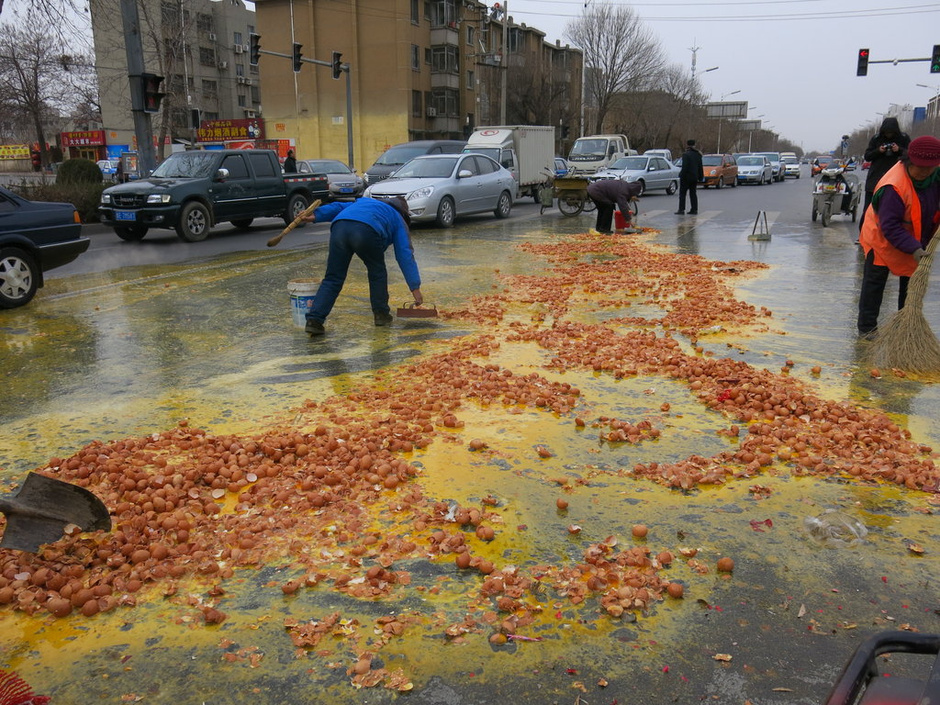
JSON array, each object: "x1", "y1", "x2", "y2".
[{"x1": 907, "y1": 135, "x2": 940, "y2": 167}]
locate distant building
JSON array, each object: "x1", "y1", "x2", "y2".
[
  {"x1": 89, "y1": 0, "x2": 261, "y2": 159},
  {"x1": 251, "y1": 0, "x2": 581, "y2": 170}
]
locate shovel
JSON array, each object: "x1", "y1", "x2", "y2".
[{"x1": 0, "y1": 473, "x2": 111, "y2": 553}]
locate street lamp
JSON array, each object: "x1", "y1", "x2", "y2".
[{"x1": 716, "y1": 90, "x2": 741, "y2": 154}]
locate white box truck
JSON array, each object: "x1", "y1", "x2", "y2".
[
  {"x1": 462, "y1": 125, "x2": 555, "y2": 200},
  {"x1": 567, "y1": 134, "x2": 634, "y2": 176}
]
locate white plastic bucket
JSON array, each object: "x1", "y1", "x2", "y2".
[{"x1": 288, "y1": 279, "x2": 319, "y2": 328}]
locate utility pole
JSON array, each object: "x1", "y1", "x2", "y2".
[
  {"x1": 120, "y1": 0, "x2": 157, "y2": 176},
  {"x1": 500, "y1": 0, "x2": 508, "y2": 124}
]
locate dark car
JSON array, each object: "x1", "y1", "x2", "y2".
[
  {"x1": 363, "y1": 140, "x2": 466, "y2": 186},
  {"x1": 0, "y1": 186, "x2": 90, "y2": 308}
]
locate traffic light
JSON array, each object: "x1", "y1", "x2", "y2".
[
  {"x1": 331, "y1": 51, "x2": 343, "y2": 79},
  {"x1": 292, "y1": 43, "x2": 303, "y2": 73},
  {"x1": 931, "y1": 44, "x2": 940, "y2": 74},
  {"x1": 249, "y1": 33, "x2": 261, "y2": 66},
  {"x1": 141, "y1": 73, "x2": 165, "y2": 113},
  {"x1": 856, "y1": 48, "x2": 869, "y2": 76}
]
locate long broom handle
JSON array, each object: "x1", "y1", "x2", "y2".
[{"x1": 267, "y1": 199, "x2": 321, "y2": 248}]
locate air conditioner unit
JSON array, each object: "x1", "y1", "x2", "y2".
[
  {"x1": 244, "y1": 110, "x2": 256, "y2": 118},
  {"x1": 218, "y1": 60, "x2": 228, "y2": 70},
  {"x1": 242, "y1": 44, "x2": 250, "y2": 52},
  {"x1": 426, "y1": 107, "x2": 437, "y2": 117},
  {"x1": 237, "y1": 76, "x2": 247, "y2": 84},
  {"x1": 208, "y1": 33, "x2": 217, "y2": 41},
  {"x1": 233, "y1": 44, "x2": 244, "y2": 54}
]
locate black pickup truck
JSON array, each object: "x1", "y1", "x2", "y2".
[{"x1": 98, "y1": 149, "x2": 331, "y2": 242}]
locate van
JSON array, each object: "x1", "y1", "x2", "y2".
[
  {"x1": 364, "y1": 140, "x2": 466, "y2": 186},
  {"x1": 644, "y1": 148, "x2": 674, "y2": 163}
]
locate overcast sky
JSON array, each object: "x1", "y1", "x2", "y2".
[{"x1": 504, "y1": 0, "x2": 940, "y2": 152}]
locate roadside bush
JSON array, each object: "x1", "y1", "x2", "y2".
[
  {"x1": 7, "y1": 179, "x2": 105, "y2": 223},
  {"x1": 57, "y1": 157, "x2": 105, "y2": 186}
]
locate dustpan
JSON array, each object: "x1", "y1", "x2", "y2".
[{"x1": 396, "y1": 303, "x2": 438, "y2": 318}]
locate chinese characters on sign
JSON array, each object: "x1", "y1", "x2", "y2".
[
  {"x1": 196, "y1": 119, "x2": 265, "y2": 143},
  {"x1": 0, "y1": 145, "x2": 30, "y2": 160},
  {"x1": 61, "y1": 130, "x2": 106, "y2": 147}
]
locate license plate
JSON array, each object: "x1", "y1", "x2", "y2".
[
  {"x1": 822, "y1": 184, "x2": 837, "y2": 192},
  {"x1": 115, "y1": 210, "x2": 136, "y2": 221},
  {"x1": 339, "y1": 187, "x2": 353, "y2": 194}
]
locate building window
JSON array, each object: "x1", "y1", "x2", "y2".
[
  {"x1": 234, "y1": 31, "x2": 243, "y2": 45},
  {"x1": 412, "y1": 90, "x2": 422, "y2": 117},
  {"x1": 236, "y1": 63, "x2": 244, "y2": 77},
  {"x1": 411, "y1": 0, "x2": 419, "y2": 23},
  {"x1": 430, "y1": 87, "x2": 458, "y2": 117},
  {"x1": 508, "y1": 27, "x2": 522, "y2": 54},
  {"x1": 467, "y1": 25, "x2": 474, "y2": 46},
  {"x1": 431, "y1": 45, "x2": 458, "y2": 74},
  {"x1": 466, "y1": 70, "x2": 474, "y2": 90},
  {"x1": 199, "y1": 47, "x2": 216, "y2": 67},
  {"x1": 424, "y1": 48, "x2": 431, "y2": 65},
  {"x1": 251, "y1": 86, "x2": 260, "y2": 103},
  {"x1": 429, "y1": 0, "x2": 456, "y2": 28},
  {"x1": 237, "y1": 93, "x2": 246, "y2": 107},
  {"x1": 196, "y1": 12, "x2": 212, "y2": 33},
  {"x1": 202, "y1": 79, "x2": 217, "y2": 98},
  {"x1": 411, "y1": 44, "x2": 420, "y2": 71},
  {"x1": 424, "y1": 1, "x2": 431, "y2": 20}
]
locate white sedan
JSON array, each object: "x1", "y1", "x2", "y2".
[{"x1": 364, "y1": 153, "x2": 515, "y2": 228}]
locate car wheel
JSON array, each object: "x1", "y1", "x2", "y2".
[
  {"x1": 231, "y1": 218, "x2": 254, "y2": 229},
  {"x1": 731, "y1": 177, "x2": 737, "y2": 187},
  {"x1": 716, "y1": 177, "x2": 723, "y2": 190},
  {"x1": 822, "y1": 202, "x2": 832, "y2": 227},
  {"x1": 284, "y1": 193, "x2": 309, "y2": 228},
  {"x1": 436, "y1": 196, "x2": 455, "y2": 228},
  {"x1": 0, "y1": 247, "x2": 39, "y2": 309},
  {"x1": 666, "y1": 180, "x2": 677, "y2": 195},
  {"x1": 636, "y1": 180, "x2": 646, "y2": 197},
  {"x1": 494, "y1": 191, "x2": 512, "y2": 219},
  {"x1": 114, "y1": 225, "x2": 148, "y2": 241},
  {"x1": 176, "y1": 201, "x2": 211, "y2": 242}
]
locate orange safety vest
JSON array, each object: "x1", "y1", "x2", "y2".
[{"x1": 859, "y1": 162, "x2": 921, "y2": 277}]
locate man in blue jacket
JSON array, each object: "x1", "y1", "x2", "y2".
[{"x1": 301, "y1": 197, "x2": 423, "y2": 336}]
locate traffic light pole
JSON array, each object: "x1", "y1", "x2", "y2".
[
  {"x1": 254, "y1": 48, "x2": 353, "y2": 168},
  {"x1": 119, "y1": 0, "x2": 157, "y2": 176}
]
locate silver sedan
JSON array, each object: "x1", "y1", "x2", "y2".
[
  {"x1": 588, "y1": 155, "x2": 679, "y2": 196},
  {"x1": 363, "y1": 153, "x2": 515, "y2": 228}
]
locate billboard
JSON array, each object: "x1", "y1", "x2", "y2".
[
  {"x1": 738, "y1": 120, "x2": 762, "y2": 131},
  {"x1": 705, "y1": 101, "x2": 749, "y2": 119}
]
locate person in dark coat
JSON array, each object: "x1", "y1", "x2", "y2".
[
  {"x1": 675, "y1": 139, "x2": 704, "y2": 215},
  {"x1": 586, "y1": 179, "x2": 642, "y2": 234},
  {"x1": 859, "y1": 117, "x2": 910, "y2": 231},
  {"x1": 283, "y1": 149, "x2": 297, "y2": 173}
]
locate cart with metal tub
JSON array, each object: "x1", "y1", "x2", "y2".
[{"x1": 553, "y1": 176, "x2": 596, "y2": 217}]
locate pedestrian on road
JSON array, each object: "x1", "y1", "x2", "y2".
[
  {"x1": 856, "y1": 135, "x2": 940, "y2": 335},
  {"x1": 859, "y1": 117, "x2": 910, "y2": 232},
  {"x1": 283, "y1": 149, "x2": 297, "y2": 173},
  {"x1": 675, "y1": 139, "x2": 703, "y2": 215},
  {"x1": 301, "y1": 197, "x2": 423, "y2": 337},
  {"x1": 586, "y1": 179, "x2": 641, "y2": 234}
]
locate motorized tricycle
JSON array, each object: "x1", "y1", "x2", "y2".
[{"x1": 812, "y1": 161, "x2": 860, "y2": 226}]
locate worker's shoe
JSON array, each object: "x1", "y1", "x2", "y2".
[
  {"x1": 374, "y1": 312, "x2": 394, "y2": 327},
  {"x1": 688, "y1": 210, "x2": 698, "y2": 215},
  {"x1": 674, "y1": 210, "x2": 685, "y2": 215},
  {"x1": 305, "y1": 319, "x2": 325, "y2": 336}
]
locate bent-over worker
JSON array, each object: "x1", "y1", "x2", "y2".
[{"x1": 586, "y1": 179, "x2": 642, "y2": 234}]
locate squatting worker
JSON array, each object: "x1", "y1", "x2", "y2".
[
  {"x1": 586, "y1": 179, "x2": 642, "y2": 234},
  {"x1": 857, "y1": 135, "x2": 940, "y2": 335},
  {"x1": 301, "y1": 196, "x2": 423, "y2": 337}
]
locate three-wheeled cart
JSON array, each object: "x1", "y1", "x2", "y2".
[
  {"x1": 553, "y1": 176, "x2": 596, "y2": 217},
  {"x1": 812, "y1": 167, "x2": 860, "y2": 227}
]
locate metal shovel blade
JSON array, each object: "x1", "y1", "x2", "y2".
[{"x1": 0, "y1": 473, "x2": 111, "y2": 553}]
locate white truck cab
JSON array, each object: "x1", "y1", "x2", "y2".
[{"x1": 567, "y1": 134, "x2": 634, "y2": 176}]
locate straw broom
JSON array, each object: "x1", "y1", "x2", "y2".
[
  {"x1": 267, "y1": 199, "x2": 321, "y2": 247},
  {"x1": 867, "y1": 233, "x2": 940, "y2": 374}
]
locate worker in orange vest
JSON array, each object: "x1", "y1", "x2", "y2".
[{"x1": 857, "y1": 135, "x2": 940, "y2": 335}]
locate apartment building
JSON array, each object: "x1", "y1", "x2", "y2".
[
  {"x1": 252, "y1": 0, "x2": 581, "y2": 171},
  {"x1": 89, "y1": 0, "x2": 261, "y2": 158}
]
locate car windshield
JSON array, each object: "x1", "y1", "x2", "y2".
[
  {"x1": 375, "y1": 146, "x2": 431, "y2": 167},
  {"x1": 755, "y1": 153, "x2": 778, "y2": 162},
  {"x1": 569, "y1": 139, "x2": 609, "y2": 157},
  {"x1": 151, "y1": 152, "x2": 219, "y2": 178},
  {"x1": 738, "y1": 157, "x2": 763, "y2": 166},
  {"x1": 702, "y1": 156, "x2": 723, "y2": 166},
  {"x1": 609, "y1": 157, "x2": 646, "y2": 170},
  {"x1": 390, "y1": 157, "x2": 458, "y2": 179},
  {"x1": 304, "y1": 160, "x2": 351, "y2": 174},
  {"x1": 783, "y1": 157, "x2": 798, "y2": 164}
]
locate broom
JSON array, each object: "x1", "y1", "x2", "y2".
[
  {"x1": 867, "y1": 233, "x2": 940, "y2": 374},
  {"x1": 267, "y1": 199, "x2": 321, "y2": 247}
]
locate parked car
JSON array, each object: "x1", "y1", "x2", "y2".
[
  {"x1": 97, "y1": 159, "x2": 119, "y2": 182},
  {"x1": 296, "y1": 159, "x2": 364, "y2": 198},
  {"x1": 553, "y1": 156, "x2": 571, "y2": 178},
  {"x1": 588, "y1": 155, "x2": 679, "y2": 195},
  {"x1": 735, "y1": 155, "x2": 773, "y2": 185},
  {"x1": 363, "y1": 140, "x2": 466, "y2": 186},
  {"x1": 0, "y1": 186, "x2": 90, "y2": 308},
  {"x1": 701, "y1": 154, "x2": 738, "y2": 188},
  {"x1": 754, "y1": 151, "x2": 785, "y2": 182},
  {"x1": 782, "y1": 156, "x2": 801, "y2": 179},
  {"x1": 363, "y1": 153, "x2": 515, "y2": 228}
]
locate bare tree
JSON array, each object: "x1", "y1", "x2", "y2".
[
  {"x1": 0, "y1": 24, "x2": 93, "y2": 165},
  {"x1": 565, "y1": 4, "x2": 666, "y2": 135},
  {"x1": 2, "y1": 0, "x2": 91, "y2": 45}
]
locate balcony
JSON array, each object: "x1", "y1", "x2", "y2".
[{"x1": 430, "y1": 25, "x2": 459, "y2": 47}]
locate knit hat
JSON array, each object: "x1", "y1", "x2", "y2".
[
  {"x1": 686, "y1": 139, "x2": 696, "y2": 146},
  {"x1": 907, "y1": 136, "x2": 940, "y2": 167}
]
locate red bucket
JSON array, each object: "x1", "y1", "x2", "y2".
[{"x1": 614, "y1": 211, "x2": 629, "y2": 230}]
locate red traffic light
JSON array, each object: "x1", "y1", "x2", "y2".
[{"x1": 856, "y1": 48, "x2": 869, "y2": 77}]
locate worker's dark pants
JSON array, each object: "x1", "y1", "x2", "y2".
[
  {"x1": 307, "y1": 220, "x2": 390, "y2": 323},
  {"x1": 857, "y1": 248, "x2": 909, "y2": 334},
  {"x1": 677, "y1": 180, "x2": 698, "y2": 213},
  {"x1": 592, "y1": 201, "x2": 620, "y2": 233}
]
